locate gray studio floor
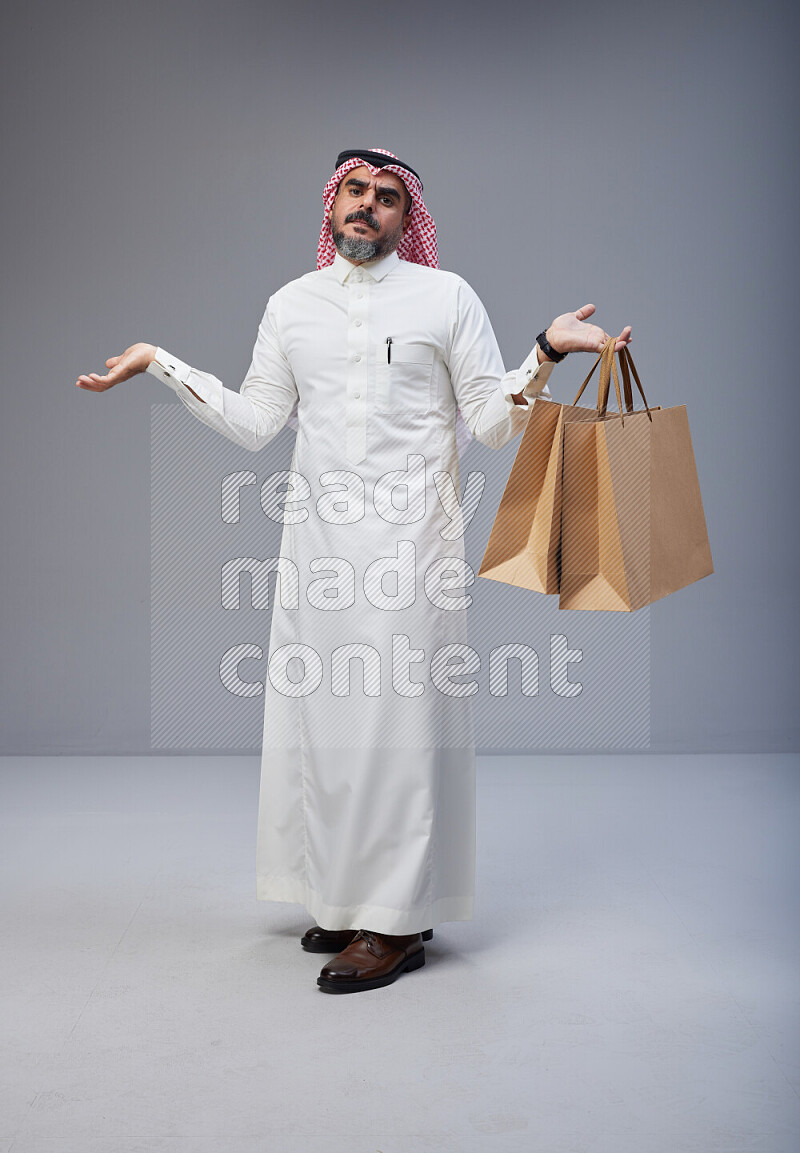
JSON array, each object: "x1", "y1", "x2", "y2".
[{"x1": 1, "y1": 753, "x2": 798, "y2": 1153}]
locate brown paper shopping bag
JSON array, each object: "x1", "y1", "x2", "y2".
[
  {"x1": 558, "y1": 340, "x2": 714, "y2": 611},
  {"x1": 478, "y1": 352, "x2": 611, "y2": 593}
]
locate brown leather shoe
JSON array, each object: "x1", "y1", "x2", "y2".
[
  {"x1": 317, "y1": 929, "x2": 426, "y2": 993},
  {"x1": 301, "y1": 924, "x2": 432, "y2": 953},
  {"x1": 301, "y1": 925, "x2": 359, "y2": 953}
]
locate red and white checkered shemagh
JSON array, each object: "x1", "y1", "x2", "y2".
[{"x1": 316, "y1": 148, "x2": 438, "y2": 270}]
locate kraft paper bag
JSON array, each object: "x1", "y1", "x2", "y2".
[
  {"x1": 558, "y1": 341, "x2": 714, "y2": 611},
  {"x1": 478, "y1": 352, "x2": 611, "y2": 594}
]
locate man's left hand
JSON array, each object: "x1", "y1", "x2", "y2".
[{"x1": 543, "y1": 303, "x2": 632, "y2": 360}]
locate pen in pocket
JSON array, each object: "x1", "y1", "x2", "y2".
[{"x1": 386, "y1": 337, "x2": 392, "y2": 364}]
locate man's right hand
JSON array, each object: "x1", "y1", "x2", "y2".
[{"x1": 75, "y1": 343, "x2": 157, "y2": 392}]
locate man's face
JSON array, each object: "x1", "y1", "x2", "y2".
[{"x1": 329, "y1": 166, "x2": 412, "y2": 264}]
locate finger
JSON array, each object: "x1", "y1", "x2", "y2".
[
  {"x1": 105, "y1": 355, "x2": 122, "y2": 367},
  {"x1": 575, "y1": 302, "x2": 596, "y2": 321},
  {"x1": 79, "y1": 372, "x2": 115, "y2": 389}
]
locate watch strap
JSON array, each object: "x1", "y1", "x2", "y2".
[{"x1": 536, "y1": 330, "x2": 568, "y2": 363}]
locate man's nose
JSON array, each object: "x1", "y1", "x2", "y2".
[{"x1": 360, "y1": 186, "x2": 377, "y2": 209}]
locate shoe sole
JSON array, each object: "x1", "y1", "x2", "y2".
[
  {"x1": 302, "y1": 929, "x2": 432, "y2": 954},
  {"x1": 316, "y1": 948, "x2": 426, "y2": 994}
]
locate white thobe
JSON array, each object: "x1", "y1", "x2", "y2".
[{"x1": 147, "y1": 248, "x2": 554, "y2": 934}]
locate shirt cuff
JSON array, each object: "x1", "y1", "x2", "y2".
[
  {"x1": 146, "y1": 346, "x2": 213, "y2": 403},
  {"x1": 502, "y1": 344, "x2": 556, "y2": 406}
]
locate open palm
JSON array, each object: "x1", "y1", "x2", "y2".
[
  {"x1": 75, "y1": 342, "x2": 156, "y2": 392},
  {"x1": 547, "y1": 304, "x2": 632, "y2": 356}
]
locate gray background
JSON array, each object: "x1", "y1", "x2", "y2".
[{"x1": 1, "y1": 0, "x2": 797, "y2": 754}]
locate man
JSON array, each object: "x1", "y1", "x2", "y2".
[{"x1": 77, "y1": 148, "x2": 631, "y2": 995}]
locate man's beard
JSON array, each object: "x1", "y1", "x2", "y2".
[
  {"x1": 334, "y1": 231, "x2": 382, "y2": 261},
  {"x1": 332, "y1": 212, "x2": 404, "y2": 262}
]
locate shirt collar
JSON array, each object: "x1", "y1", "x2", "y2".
[{"x1": 332, "y1": 249, "x2": 400, "y2": 284}]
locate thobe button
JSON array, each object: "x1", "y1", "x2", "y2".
[
  {"x1": 354, "y1": 391, "x2": 361, "y2": 398},
  {"x1": 354, "y1": 355, "x2": 362, "y2": 362},
  {"x1": 354, "y1": 319, "x2": 362, "y2": 327},
  {"x1": 356, "y1": 292, "x2": 364, "y2": 299}
]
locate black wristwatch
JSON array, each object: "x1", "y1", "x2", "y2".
[{"x1": 536, "y1": 330, "x2": 568, "y2": 363}]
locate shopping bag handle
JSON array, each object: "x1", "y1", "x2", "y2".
[
  {"x1": 571, "y1": 339, "x2": 624, "y2": 418},
  {"x1": 571, "y1": 338, "x2": 652, "y2": 423},
  {"x1": 619, "y1": 346, "x2": 652, "y2": 420}
]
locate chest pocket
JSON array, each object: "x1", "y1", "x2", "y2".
[{"x1": 375, "y1": 342, "x2": 435, "y2": 415}]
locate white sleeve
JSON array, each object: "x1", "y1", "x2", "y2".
[
  {"x1": 146, "y1": 295, "x2": 299, "y2": 452},
  {"x1": 446, "y1": 279, "x2": 555, "y2": 451}
]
